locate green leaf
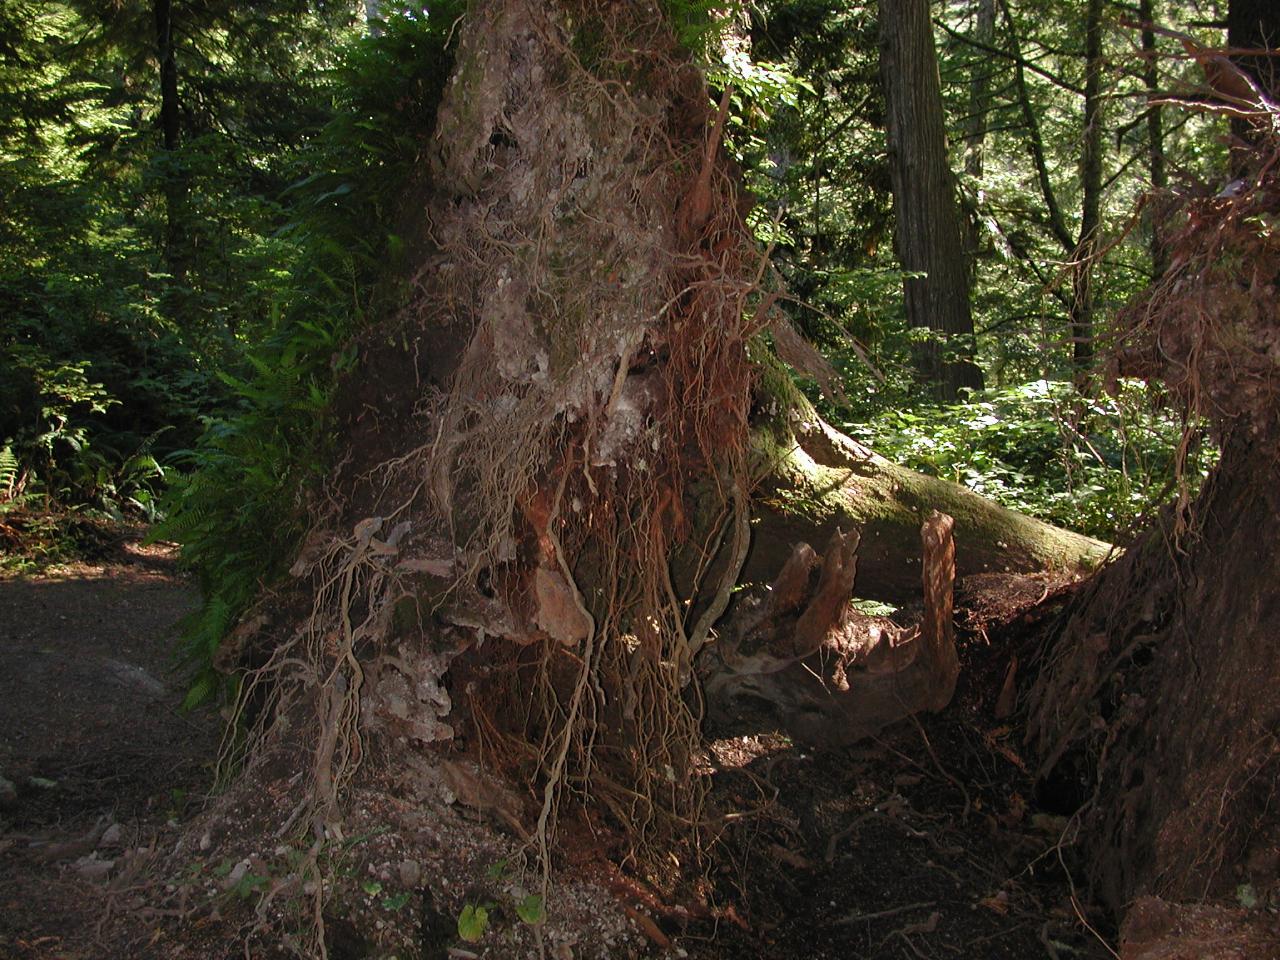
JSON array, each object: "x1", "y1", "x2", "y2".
[
  {"x1": 485, "y1": 858, "x2": 509, "y2": 881},
  {"x1": 381, "y1": 892, "x2": 412, "y2": 912},
  {"x1": 515, "y1": 893, "x2": 545, "y2": 926},
  {"x1": 457, "y1": 903, "x2": 490, "y2": 942}
]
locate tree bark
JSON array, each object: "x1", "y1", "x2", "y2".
[
  {"x1": 878, "y1": 0, "x2": 983, "y2": 402},
  {"x1": 1028, "y1": 434, "x2": 1280, "y2": 909},
  {"x1": 1069, "y1": 0, "x2": 1104, "y2": 384},
  {"x1": 153, "y1": 0, "x2": 186, "y2": 283}
]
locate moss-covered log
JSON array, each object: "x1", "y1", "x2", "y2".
[{"x1": 745, "y1": 414, "x2": 1108, "y2": 606}]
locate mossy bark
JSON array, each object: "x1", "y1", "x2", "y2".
[{"x1": 745, "y1": 415, "x2": 1108, "y2": 605}]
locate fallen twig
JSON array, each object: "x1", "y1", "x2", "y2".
[{"x1": 835, "y1": 900, "x2": 935, "y2": 926}]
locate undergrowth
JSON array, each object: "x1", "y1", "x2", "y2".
[
  {"x1": 840, "y1": 379, "x2": 1216, "y2": 542},
  {"x1": 152, "y1": 7, "x2": 464, "y2": 709}
]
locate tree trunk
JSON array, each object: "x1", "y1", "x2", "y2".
[
  {"x1": 1028, "y1": 116, "x2": 1280, "y2": 922},
  {"x1": 1227, "y1": 0, "x2": 1280, "y2": 175},
  {"x1": 1139, "y1": 0, "x2": 1168, "y2": 278},
  {"x1": 878, "y1": 0, "x2": 983, "y2": 402},
  {"x1": 1029, "y1": 435, "x2": 1280, "y2": 909},
  {"x1": 153, "y1": 0, "x2": 186, "y2": 283},
  {"x1": 747, "y1": 413, "x2": 1105, "y2": 606},
  {"x1": 1069, "y1": 0, "x2": 1104, "y2": 384},
  {"x1": 964, "y1": 0, "x2": 996, "y2": 180}
]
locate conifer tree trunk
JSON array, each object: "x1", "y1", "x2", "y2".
[
  {"x1": 153, "y1": 0, "x2": 186, "y2": 283},
  {"x1": 878, "y1": 0, "x2": 983, "y2": 402},
  {"x1": 1139, "y1": 0, "x2": 1168, "y2": 278},
  {"x1": 964, "y1": 0, "x2": 996, "y2": 180},
  {"x1": 1069, "y1": 0, "x2": 1104, "y2": 384},
  {"x1": 1227, "y1": 0, "x2": 1280, "y2": 173}
]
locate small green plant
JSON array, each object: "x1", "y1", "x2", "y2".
[
  {"x1": 456, "y1": 902, "x2": 492, "y2": 943},
  {"x1": 515, "y1": 893, "x2": 545, "y2": 926},
  {"x1": 381, "y1": 891, "x2": 412, "y2": 912},
  {"x1": 485, "y1": 858, "x2": 510, "y2": 881}
]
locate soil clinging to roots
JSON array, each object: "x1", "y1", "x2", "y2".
[{"x1": 183, "y1": 2, "x2": 776, "y2": 953}]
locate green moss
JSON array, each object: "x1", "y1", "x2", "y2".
[
  {"x1": 747, "y1": 423, "x2": 1110, "y2": 603},
  {"x1": 749, "y1": 337, "x2": 814, "y2": 429}
]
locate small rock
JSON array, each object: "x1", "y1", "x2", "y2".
[
  {"x1": 223, "y1": 859, "x2": 249, "y2": 890},
  {"x1": 0, "y1": 773, "x2": 16, "y2": 807},
  {"x1": 199, "y1": 832, "x2": 212, "y2": 851},
  {"x1": 73, "y1": 855, "x2": 115, "y2": 881},
  {"x1": 100, "y1": 823, "x2": 123, "y2": 847},
  {"x1": 398, "y1": 859, "x2": 421, "y2": 887}
]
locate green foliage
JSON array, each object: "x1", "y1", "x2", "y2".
[
  {"x1": 515, "y1": 893, "x2": 545, "y2": 926},
  {"x1": 842, "y1": 380, "x2": 1216, "y2": 541},
  {"x1": 662, "y1": 0, "x2": 744, "y2": 57},
  {"x1": 156, "y1": 317, "x2": 349, "y2": 705},
  {"x1": 740, "y1": 0, "x2": 1232, "y2": 545},
  {"x1": 155, "y1": 6, "x2": 465, "y2": 708},
  {"x1": 456, "y1": 903, "x2": 492, "y2": 943},
  {"x1": 0, "y1": 0, "x2": 359, "y2": 540}
]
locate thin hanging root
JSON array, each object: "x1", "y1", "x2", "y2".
[
  {"x1": 685, "y1": 482, "x2": 750, "y2": 661},
  {"x1": 534, "y1": 469, "x2": 598, "y2": 895}
]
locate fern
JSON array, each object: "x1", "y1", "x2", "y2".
[
  {"x1": 155, "y1": 9, "x2": 466, "y2": 709},
  {"x1": 0, "y1": 444, "x2": 41, "y2": 514},
  {"x1": 0, "y1": 445, "x2": 18, "y2": 498}
]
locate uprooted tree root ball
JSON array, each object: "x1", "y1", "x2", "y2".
[
  {"x1": 160, "y1": 2, "x2": 771, "y2": 954},
  {"x1": 1026, "y1": 108, "x2": 1280, "y2": 916}
]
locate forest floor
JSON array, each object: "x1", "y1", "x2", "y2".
[
  {"x1": 0, "y1": 533, "x2": 215, "y2": 960},
  {"x1": 686, "y1": 572, "x2": 1113, "y2": 960},
  {"x1": 0, "y1": 533, "x2": 1116, "y2": 960}
]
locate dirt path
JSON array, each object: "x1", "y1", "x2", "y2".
[
  {"x1": 0, "y1": 546, "x2": 1122, "y2": 960},
  {"x1": 0, "y1": 541, "x2": 215, "y2": 960}
]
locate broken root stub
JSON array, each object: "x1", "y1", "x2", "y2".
[{"x1": 704, "y1": 512, "x2": 960, "y2": 747}]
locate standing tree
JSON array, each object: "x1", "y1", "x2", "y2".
[
  {"x1": 1227, "y1": 0, "x2": 1280, "y2": 171},
  {"x1": 1069, "y1": 0, "x2": 1104, "y2": 380},
  {"x1": 963, "y1": 0, "x2": 998, "y2": 180},
  {"x1": 878, "y1": 0, "x2": 983, "y2": 401}
]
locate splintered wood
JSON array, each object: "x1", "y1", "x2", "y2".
[
  {"x1": 920, "y1": 510, "x2": 959, "y2": 713},
  {"x1": 703, "y1": 512, "x2": 961, "y2": 745}
]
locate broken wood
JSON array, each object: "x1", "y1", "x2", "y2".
[{"x1": 703, "y1": 513, "x2": 962, "y2": 746}]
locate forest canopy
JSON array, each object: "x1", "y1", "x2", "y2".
[{"x1": 0, "y1": 0, "x2": 1231, "y2": 559}]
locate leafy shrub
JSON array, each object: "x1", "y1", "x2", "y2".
[{"x1": 841, "y1": 379, "x2": 1216, "y2": 542}]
